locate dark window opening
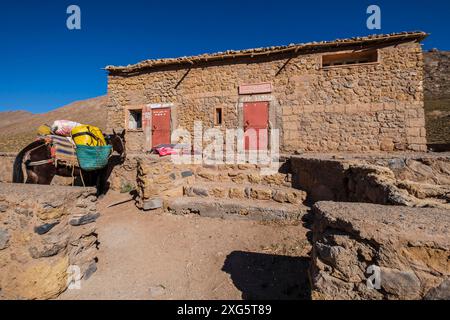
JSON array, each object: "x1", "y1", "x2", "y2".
[
  {"x1": 322, "y1": 50, "x2": 378, "y2": 68},
  {"x1": 129, "y1": 110, "x2": 142, "y2": 130},
  {"x1": 215, "y1": 108, "x2": 223, "y2": 126}
]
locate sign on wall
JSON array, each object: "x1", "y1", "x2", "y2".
[{"x1": 239, "y1": 82, "x2": 272, "y2": 95}]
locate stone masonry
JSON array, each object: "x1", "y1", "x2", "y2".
[
  {"x1": 0, "y1": 183, "x2": 99, "y2": 299},
  {"x1": 106, "y1": 32, "x2": 428, "y2": 153},
  {"x1": 310, "y1": 202, "x2": 449, "y2": 300}
]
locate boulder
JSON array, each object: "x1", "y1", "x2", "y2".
[{"x1": 310, "y1": 201, "x2": 450, "y2": 300}]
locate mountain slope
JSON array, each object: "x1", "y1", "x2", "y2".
[
  {"x1": 424, "y1": 50, "x2": 450, "y2": 144},
  {"x1": 0, "y1": 96, "x2": 108, "y2": 152}
]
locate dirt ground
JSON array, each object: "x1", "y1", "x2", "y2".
[{"x1": 59, "y1": 192, "x2": 312, "y2": 300}]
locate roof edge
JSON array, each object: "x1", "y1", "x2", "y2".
[{"x1": 106, "y1": 31, "x2": 429, "y2": 74}]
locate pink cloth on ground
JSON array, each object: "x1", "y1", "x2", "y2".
[{"x1": 155, "y1": 147, "x2": 178, "y2": 156}]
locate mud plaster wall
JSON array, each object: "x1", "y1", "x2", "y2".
[{"x1": 107, "y1": 42, "x2": 426, "y2": 153}]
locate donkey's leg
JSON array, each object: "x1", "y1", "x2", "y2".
[
  {"x1": 25, "y1": 168, "x2": 39, "y2": 184},
  {"x1": 36, "y1": 164, "x2": 56, "y2": 185},
  {"x1": 95, "y1": 168, "x2": 108, "y2": 197}
]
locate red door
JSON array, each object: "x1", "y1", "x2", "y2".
[
  {"x1": 152, "y1": 108, "x2": 171, "y2": 147},
  {"x1": 244, "y1": 102, "x2": 269, "y2": 150}
]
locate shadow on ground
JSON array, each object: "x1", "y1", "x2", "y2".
[{"x1": 222, "y1": 251, "x2": 311, "y2": 300}]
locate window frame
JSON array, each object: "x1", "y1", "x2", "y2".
[
  {"x1": 214, "y1": 107, "x2": 223, "y2": 127},
  {"x1": 321, "y1": 49, "x2": 380, "y2": 69},
  {"x1": 125, "y1": 106, "x2": 144, "y2": 132}
]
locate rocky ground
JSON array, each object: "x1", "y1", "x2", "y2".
[
  {"x1": 59, "y1": 191, "x2": 312, "y2": 300},
  {"x1": 310, "y1": 202, "x2": 450, "y2": 300}
]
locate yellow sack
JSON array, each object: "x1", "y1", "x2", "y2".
[
  {"x1": 37, "y1": 125, "x2": 52, "y2": 136},
  {"x1": 71, "y1": 125, "x2": 106, "y2": 147}
]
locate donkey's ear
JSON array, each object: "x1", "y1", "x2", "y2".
[
  {"x1": 113, "y1": 129, "x2": 116, "y2": 135},
  {"x1": 120, "y1": 129, "x2": 126, "y2": 137}
]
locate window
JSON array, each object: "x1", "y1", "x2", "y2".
[
  {"x1": 215, "y1": 107, "x2": 223, "y2": 126},
  {"x1": 128, "y1": 109, "x2": 142, "y2": 130},
  {"x1": 322, "y1": 50, "x2": 378, "y2": 68}
]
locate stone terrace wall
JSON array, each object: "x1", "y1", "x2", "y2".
[
  {"x1": 108, "y1": 41, "x2": 426, "y2": 153},
  {"x1": 310, "y1": 202, "x2": 449, "y2": 300},
  {"x1": 0, "y1": 183, "x2": 99, "y2": 299},
  {"x1": 291, "y1": 154, "x2": 450, "y2": 209}
]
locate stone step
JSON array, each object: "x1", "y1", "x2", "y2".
[
  {"x1": 183, "y1": 181, "x2": 307, "y2": 205},
  {"x1": 195, "y1": 168, "x2": 291, "y2": 187},
  {"x1": 166, "y1": 197, "x2": 309, "y2": 222}
]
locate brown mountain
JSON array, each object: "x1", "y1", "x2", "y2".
[
  {"x1": 424, "y1": 50, "x2": 450, "y2": 144},
  {"x1": 0, "y1": 96, "x2": 108, "y2": 152}
]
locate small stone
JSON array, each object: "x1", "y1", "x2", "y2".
[
  {"x1": 42, "y1": 200, "x2": 64, "y2": 209},
  {"x1": 387, "y1": 158, "x2": 406, "y2": 170},
  {"x1": 181, "y1": 170, "x2": 193, "y2": 178},
  {"x1": 239, "y1": 209, "x2": 249, "y2": 216},
  {"x1": 191, "y1": 187, "x2": 209, "y2": 197},
  {"x1": 69, "y1": 213, "x2": 100, "y2": 226},
  {"x1": 15, "y1": 208, "x2": 33, "y2": 217},
  {"x1": 247, "y1": 174, "x2": 262, "y2": 184},
  {"x1": 169, "y1": 173, "x2": 177, "y2": 180},
  {"x1": 425, "y1": 279, "x2": 450, "y2": 300},
  {"x1": 84, "y1": 262, "x2": 97, "y2": 280},
  {"x1": 198, "y1": 171, "x2": 216, "y2": 181},
  {"x1": 0, "y1": 204, "x2": 8, "y2": 212},
  {"x1": 211, "y1": 187, "x2": 227, "y2": 198},
  {"x1": 149, "y1": 285, "x2": 166, "y2": 298},
  {"x1": 250, "y1": 188, "x2": 272, "y2": 200},
  {"x1": 34, "y1": 222, "x2": 59, "y2": 235},
  {"x1": 142, "y1": 198, "x2": 163, "y2": 211},
  {"x1": 273, "y1": 191, "x2": 288, "y2": 203},
  {"x1": 29, "y1": 243, "x2": 65, "y2": 258},
  {"x1": 229, "y1": 188, "x2": 245, "y2": 199},
  {"x1": 0, "y1": 229, "x2": 10, "y2": 250},
  {"x1": 185, "y1": 186, "x2": 209, "y2": 197}
]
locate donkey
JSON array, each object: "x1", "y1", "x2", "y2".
[{"x1": 12, "y1": 130, "x2": 126, "y2": 195}]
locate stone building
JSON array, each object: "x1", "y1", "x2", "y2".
[{"x1": 106, "y1": 31, "x2": 428, "y2": 154}]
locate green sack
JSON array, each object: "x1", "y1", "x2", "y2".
[{"x1": 75, "y1": 145, "x2": 112, "y2": 171}]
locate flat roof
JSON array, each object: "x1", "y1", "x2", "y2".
[{"x1": 106, "y1": 31, "x2": 428, "y2": 74}]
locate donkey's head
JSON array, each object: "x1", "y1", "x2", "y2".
[{"x1": 107, "y1": 129, "x2": 126, "y2": 161}]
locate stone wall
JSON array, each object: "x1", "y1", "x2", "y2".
[
  {"x1": 291, "y1": 154, "x2": 450, "y2": 209},
  {"x1": 0, "y1": 183, "x2": 99, "y2": 299},
  {"x1": 107, "y1": 155, "x2": 140, "y2": 192},
  {"x1": 107, "y1": 41, "x2": 426, "y2": 153},
  {"x1": 136, "y1": 156, "x2": 197, "y2": 210},
  {"x1": 135, "y1": 157, "x2": 308, "y2": 221},
  {"x1": 310, "y1": 202, "x2": 449, "y2": 300}
]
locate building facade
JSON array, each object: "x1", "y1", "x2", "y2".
[{"x1": 106, "y1": 32, "x2": 428, "y2": 153}]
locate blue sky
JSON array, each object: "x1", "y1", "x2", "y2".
[{"x1": 0, "y1": 0, "x2": 449, "y2": 113}]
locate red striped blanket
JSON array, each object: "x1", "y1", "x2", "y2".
[{"x1": 44, "y1": 135, "x2": 79, "y2": 167}]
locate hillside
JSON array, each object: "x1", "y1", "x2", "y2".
[
  {"x1": 0, "y1": 96, "x2": 108, "y2": 152},
  {"x1": 424, "y1": 50, "x2": 450, "y2": 144}
]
